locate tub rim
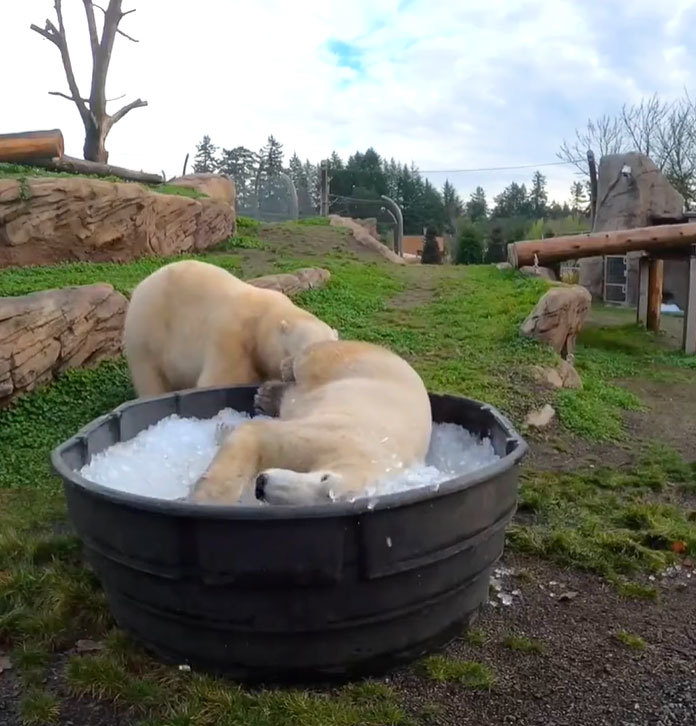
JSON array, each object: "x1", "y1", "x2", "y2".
[{"x1": 50, "y1": 385, "x2": 528, "y2": 520}]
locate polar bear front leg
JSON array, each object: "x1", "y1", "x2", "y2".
[{"x1": 190, "y1": 421, "x2": 264, "y2": 504}]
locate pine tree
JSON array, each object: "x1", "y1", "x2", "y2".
[
  {"x1": 529, "y1": 171, "x2": 548, "y2": 217},
  {"x1": 256, "y1": 135, "x2": 286, "y2": 213},
  {"x1": 570, "y1": 181, "x2": 587, "y2": 215},
  {"x1": 421, "y1": 224, "x2": 442, "y2": 264},
  {"x1": 217, "y1": 146, "x2": 258, "y2": 209},
  {"x1": 455, "y1": 220, "x2": 484, "y2": 265},
  {"x1": 442, "y1": 180, "x2": 463, "y2": 232},
  {"x1": 193, "y1": 134, "x2": 218, "y2": 173},
  {"x1": 465, "y1": 186, "x2": 488, "y2": 222}
]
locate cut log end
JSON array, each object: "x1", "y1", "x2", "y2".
[{"x1": 0, "y1": 129, "x2": 64, "y2": 163}]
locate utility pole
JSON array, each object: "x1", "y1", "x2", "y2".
[{"x1": 320, "y1": 160, "x2": 329, "y2": 216}]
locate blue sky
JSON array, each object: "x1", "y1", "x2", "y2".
[{"x1": 3, "y1": 0, "x2": 695, "y2": 203}]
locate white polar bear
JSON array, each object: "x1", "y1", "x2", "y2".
[
  {"x1": 190, "y1": 339, "x2": 433, "y2": 506},
  {"x1": 122, "y1": 260, "x2": 338, "y2": 397}
]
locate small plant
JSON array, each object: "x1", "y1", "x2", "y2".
[
  {"x1": 614, "y1": 630, "x2": 646, "y2": 650},
  {"x1": 19, "y1": 688, "x2": 60, "y2": 725},
  {"x1": 420, "y1": 655, "x2": 495, "y2": 689},
  {"x1": 421, "y1": 225, "x2": 442, "y2": 265},
  {"x1": 454, "y1": 220, "x2": 484, "y2": 264},
  {"x1": 463, "y1": 628, "x2": 486, "y2": 646},
  {"x1": 502, "y1": 634, "x2": 545, "y2": 654}
]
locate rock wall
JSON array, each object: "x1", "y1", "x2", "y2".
[
  {"x1": 0, "y1": 284, "x2": 127, "y2": 405},
  {"x1": 0, "y1": 176, "x2": 236, "y2": 268},
  {"x1": 579, "y1": 153, "x2": 684, "y2": 304},
  {"x1": 0, "y1": 268, "x2": 331, "y2": 407}
]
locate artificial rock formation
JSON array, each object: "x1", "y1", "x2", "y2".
[
  {"x1": 0, "y1": 284, "x2": 127, "y2": 405},
  {"x1": 328, "y1": 215, "x2": 406, "y2": 264},
  {"x1": 247, "y1": 268, "x2": 331, "y2": 295},
  {"x1": 579, "y1": 152, "x2": 685, "y2": 304},
  {"x1": 0, "y1": 176, "x2": 236, "y2": 268},
  {"x1": 521, "y1": 285, "x2": 592, "y2": 359},
  {"x1": 168, "y1": 173, "x2": 236, "y2": 207}
]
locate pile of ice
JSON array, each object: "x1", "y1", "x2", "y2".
[{"x1": 79, "y1": 409, "x2": 500, "y2": 502}]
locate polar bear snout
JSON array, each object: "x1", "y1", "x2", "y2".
[{"x1": 254, "y1": 469, "x2": 341, "y2": 505}]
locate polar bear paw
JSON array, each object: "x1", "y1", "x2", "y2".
[{"x1": 254, "y1": 380, "x2": 288, "y2": 417}]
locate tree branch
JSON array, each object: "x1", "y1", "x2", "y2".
[
  {"x1": 108, "y1": 97, "x2": 148, "y2": 126},
  {"x1": 31, "y1": 2, "x2": 90, "y2": 123},
  {"x1": 49, "y1": 90, "x2": 90, "y2": 103},
  {"x1": 82, "y1": 1, "x2": 100, "y2": 55},
  {"x1": 91, "y1": 2, "x2": 139, "y2": 41}
]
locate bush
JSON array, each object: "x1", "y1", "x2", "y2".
[
  {"x1": 484, "y1": 225, "x2": 506, "y2": 263},
  {"x1": 421, "y1": 225, "x2": 442, "y2": 264},
  {"x1": 455, "y1": 221, "x2": 484, "y2": 264}
]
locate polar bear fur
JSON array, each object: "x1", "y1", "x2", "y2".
[
  {"x1": 123, "y1": 260, "x2": 338, "y2": 397},
  {"x1": 190, "y1": 339, "x2": 433, "y2": 506}
]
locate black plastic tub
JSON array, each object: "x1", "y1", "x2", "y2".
[{"x1": 51, "y1": 386, "x2": 527, "y2": 681}]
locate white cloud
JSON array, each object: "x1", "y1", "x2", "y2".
[{"x1": 2, "y1": 0, "x2": 694, "y2": 206}]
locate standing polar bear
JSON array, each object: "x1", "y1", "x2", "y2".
[
  {"x1": 191, "y1": 339, "x2": 433, "y2": 506},
  {"x1": 123, "y1": 260, "x2": 338, "y2": 397}
]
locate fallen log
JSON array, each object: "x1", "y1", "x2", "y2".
[
  {"x1": 507, "y1": 222, "x2": 696, "y2": 268},
  {"x1": 0, "y1": 129, "x2": 64, "y2": 163},
  {"x1": 23, "y1": 154, "x2": 164, "y2": 185}
]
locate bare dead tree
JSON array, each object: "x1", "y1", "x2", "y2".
[
  {"x1": 31, "y1": 0, "x2": 147, "y2": 163},
  {"x1": 558, "y1": 91, "x2": 696, "y2": 205}
]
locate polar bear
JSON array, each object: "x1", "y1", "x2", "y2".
[
  {"x1": 122, "y1": 260, "x2": 338, "y2": 397},
  {"x1": 190, "y1": 339, "x2": 433, "y2": 506}
]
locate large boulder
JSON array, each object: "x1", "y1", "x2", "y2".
[
  {"x1": 579, "y1": 152, "x2": 684, "y2": 303},
  {"x1": 247, "y1": 268, "x2": 330, "y2": 295},
  {"x1": 0, "y1": 176, "x2": 235, "y2": 268},
  {"x1": 521, "y1": 285, "x2": 592, "y2": 358},
  {"x1": 168, "y1": 173, "x2": 236, "y2": 207},
  {"x1": 0, "y1": 284, "x2": 127, "y2": 406}
]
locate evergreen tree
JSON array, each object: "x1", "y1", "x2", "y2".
[
  {"x1": 484, "y1": 225, "x2": 506, "y2": 263},
  {"x1": 442, "y1": 180, "x2": 463, "y2": 232},
  {"x1": 455, "y1": 220, "x2": 484, "y2": 264},
  {"x1": 492, "y1": 182, "x2": 530, "y2": 218},
  {"x1": 465, "y1": 186, "x2": 488, "y2": 222},
  {"x1": 421, "y1": 224, "x2": 442, "y2": 264},
  {"x1": 217, "y1": 145, "x2": 257, "y2": 209},
  {"x1": 256, "y1": 135, "x2": 286, "y2": 213},
  {"x1": 529, "y1": 171, "x2": 548, "y2": 217},
  {"x1": 193, "y1": 134, "x2": 218, "y2": 173},
  {"x1": 570, "y1": 181, "x2": 588, "y2": 215}
]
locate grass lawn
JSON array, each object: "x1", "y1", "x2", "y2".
[{"x1": 0, "y1": 218, "x2": 695, "y2": 725}]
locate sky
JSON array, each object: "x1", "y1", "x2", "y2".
[{"x1": 3, "y1": 0, "x2": 696, "y2": 206}]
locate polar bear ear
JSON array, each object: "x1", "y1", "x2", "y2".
[
  {"x1": 279, "y1": 319, "x2": 289, "y2": 332},
  {"x1": 332, "y1": 328, "x2": 339, "y2": 340}
]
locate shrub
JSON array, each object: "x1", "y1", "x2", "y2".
[
  {"x1": 421, "y1": 225, "x2": 442, "y2": 265},
  {"x1": 455, "y1": 221, "x2": 484, "y2": 264}
]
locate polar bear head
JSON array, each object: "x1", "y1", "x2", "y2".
[
  {"x1": 278, "y1": 317, "x2": 338, "y2": 359},
  {"x1": 254, "y1": 468, "x2": 344, "y2": 505}
]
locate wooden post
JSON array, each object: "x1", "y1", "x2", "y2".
[
  {"x1": 683, "y1": 245, "x2": 696, "y2": 354},
  {"x1": 319, "y1": 161, "x2": 329, "y2": 216},
  {"x1": 637, "y1": 255, "x2": 649, "y2": 325},
  {"x1": 587, "y1": 149, "x2": 598, "y2": 229},
  {"x1": 646, "y1": 257, "x2": 664, "y2": 332}
]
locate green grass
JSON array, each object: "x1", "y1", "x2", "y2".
[
  {"x1": 211, "y1": 234, "x2": 268, "y2": 251},
  {"x1": 19, "y1": 688, "x2": 60, "y2": 725},
  {"x1": 508, "y1": 445, "x2": 696, "y2": 581},
  {"x1": 0, "y1": 162, "x2": 206, "y2": 198},
  {"x1": 614, "y1": 630, "x2": 647, "y2": 650},
  {"x1": 462, "y1": 628, "x2": 487, "y2": 646},
  {"x1": 502, "y1": 634, "x2": 545, "y2": 654},
  {"x1": 420, "y1": 655, "x2": 495, "y2": 689}
]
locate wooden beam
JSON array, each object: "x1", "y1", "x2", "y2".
[
  {"x1": 21, "y1": 154, "x2": 164, "y2": 184},
  {"x1": 646, "y1": 258, "x2": 664, "y2": 333},
  {"x1": 507, "y1": 222, "x2": 696, "y2": 268},
  {"x1": 637, "y1": 255, "x2": 649, "y2": 325},
  {"x1": 683, "y1": 245, "x2": 696, "y2": 354},
  {"x1": 0, "y1": 130, "x2": 64, "y2": 163}
]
